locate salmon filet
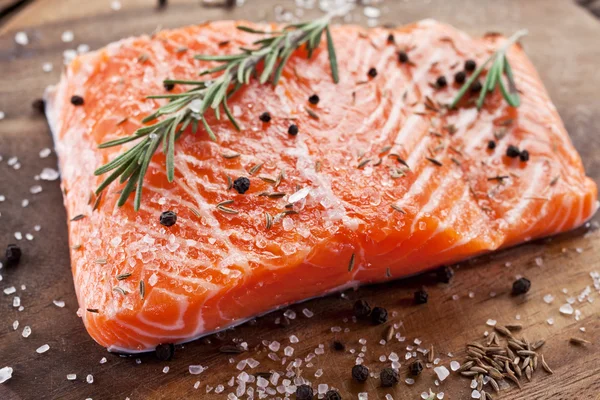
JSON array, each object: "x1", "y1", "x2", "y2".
[{"x1": 45, "y1": 20, "x2": 598, "y2": 352}]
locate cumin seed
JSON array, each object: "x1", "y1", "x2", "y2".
[
  {"x1": 569, "y1": 337, "x2": 591, "y2": 346},
  {"x1": 87, "y1": 308, "x2": 99, "y2": 313},
  {"x1": 391, "y1": 204, "x2": 406, "y2": 214},
  {"x1": 348, "y1": 253, "x2": 355, "y2": 272},
  {"x1": 222, "y1": 152, "x2": 241, "y2": 159},
  {"x1": 113, "y1": 287, "x2": 128, "y2": 296},
  {"x1": 226, "y1": 175, "x2": 233, "y2": 190},
  {"x1": 541, "y1": 354, "x2": 553, "y2": 374},
  {"x1": 304, "y1": 107, "x2": 319, "y2": 120},
  {"x1": 425, "y1": 157, "x2": 443, "y2": 166},
  {"x1": 95, "y1": 258, "x2": 107, "y2": 265},
  {"x1": 264, "y1": 213, "x2": 273, "y2": 230},
  {"x1": 249, "y1": 163, "x2": 263, "y2": 175},
  {"x1": 217, "y1": 205, "x2": 239, "y2": 214},
  {"x1": 139, "y1": 280, "x2": 145, "y2": 299},
  {"x1": 116, "y1": 272, "x2": 132, "y2": 280},
  {"x1": 357, "y1": 159, "x2": 371, "y2": 169},
  {"x1": 70, "y1": 214, "x2": 86, "y2": 222}
]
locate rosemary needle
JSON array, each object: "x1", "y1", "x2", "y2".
[
  {"x1": 451, "y1": 29, "x2": 528, "y2": 110},
  {"x1": 94, "y1": 16, "x2": 340, "y2": 211}
]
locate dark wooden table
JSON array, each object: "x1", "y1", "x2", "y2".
[{"x1": 1, "y1": 1, "x2": 599, "y2": 399}]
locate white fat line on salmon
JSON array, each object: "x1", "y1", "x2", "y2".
[
  {"x1": 503, "y1": 162, "x2": 546, "y2": 226},
  {"x1": 348, "y1": 34, "x2": 372, "y2": 73},
  {"x1": 155, "y1": 270, "x2": 222, "y2": 292},
  {"x1": 135, "y1": 289, "x2": 189, "y2": 330},
  {"x1": 555, "y1": 194, "x2": 582, "y2": 233},
  {"x1": 391, "y1": 114, "x2": 427, "y2": 151},
  {"x1": 409, "y1": 169, "x2": 458, "y2": 232},
  {"x1": 106, "y1": 279, "x2": 362, "y2": 353},
  {"x1": 372, "y1": 48, "x2": 444, "y2": 144}
]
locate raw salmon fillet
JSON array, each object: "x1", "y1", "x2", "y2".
[{"x1": 46, "y1": 20, "x2": 598, "y2": 352}]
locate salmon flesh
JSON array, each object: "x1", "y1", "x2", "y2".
[{"x1": 45, "y1": 20, "x2": 598, "y2": 352}]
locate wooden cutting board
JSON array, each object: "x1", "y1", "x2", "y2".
[{"x1": 1, "y1": 1, "x2": 599, "y2": 399}]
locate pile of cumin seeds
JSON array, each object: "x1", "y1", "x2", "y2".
[{"x1": 456, "y1": 324, "x2": 552, "y2": 399}]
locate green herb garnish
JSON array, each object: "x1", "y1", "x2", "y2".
[
  {"x1": 94, "y1": 16, "x2": 340, "y2": 210},
  {"x1": 451, "y1": 29, "x2": 528, "y2": 110}
]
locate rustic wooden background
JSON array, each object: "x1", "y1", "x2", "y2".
[{"x1": 1, "y1": 1, "x2": 599, "y2": 399}]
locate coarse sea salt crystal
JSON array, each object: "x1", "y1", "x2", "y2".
[
  {"x1": 284, "y1": 346, "x2": 294, "y2": 356},
  {"x1": 111, "y1": 1, "x2": 122, "y2": 11},
  {"x1": 86, "y1": 374, "x2": 94, "y2": 383},
  {"x1": 12, "y1": 321, "x2": 18, "y2": 330},
  {"x1": 450, "y1": 361, "x2": 460, "y2": 371},
  {"x1": 39, "y1": 148, "x2": 51, "y2": 158},
  {"x1": 283, "y1": 309, "x2": 296, "y2": 320},
  {"x1": 405, "y1": 378, "x2": 415, "y2": 385},
  {"x1": 193, "y1": 381, "x2": 200, "y2": 389},
  {"x1": 162, "y1": 366, "x2": 169, "y2": 373},
  {"x1": 15, "y1": 32, "x2": 29, "y2": 45},
  {"x1": 30, "y1": 185, "x2": 42, "y2": 194},
  {"x1": 547, "y1": 318, "x2": 554, "y2": 325},
  {"x1": 40, "y1": 168, "x2": 59, "y2": 181},
  {"x1": 0, "y1": 367, "x2": 13, "y2": 384},
  {"x1": 14, "y1": 232, "x2": 22, "y2": 240},
  {"x1": 302, "y1": 308, "x2": 314, "y2": 318},
  {"x1": 288, "y1": 187, "x2": 310, "y2": 203},
  {"x1": 67, "y1": 374, "x2": 77, "y2": 380},
  {"x1": 100, "y1": 357, "x2": 107, "y2": 364},
  {"x1": 269, "y1": 341, "x2": 281, "y2": 352},
  {"x1": 434, "y1": 366, "x2": 449, "y2": 381},
  {"x1": 13, "y1": 297, "x2": 20, "y2": 307},
  {"x1": 4, "y1": 286, "x2": 16, "y2": 295},
  {"x1": 61, "y1": 30, "x2": 74, "y2": 42},
  {"x1": 289, "y1": 335, "x2": 299, "y2": 343},
  {"x1": 386, "y1": 395, "x2": 394, "y2": 400},
  {"x1": 358, "y1": 393, "x2": 368, "y2": 400},
  {"x1": 36, "y1": 344, "x2": 50, "y2": 353},
  {"x1": 486, "y1": 319, "x2": 497, "y2": 326},
  {"x1": 437, "y1": 393, "x2": 445, "y2": 399},
  {"x1": 471, "y1": 390, "x2": 481, "y2": 399},
  {"x1": 189, "y1": 365, "x2": 205, "y2": 375},
  {"x1": 559, "y1": 303, "x2": 574, "y2": 315},
  {"x1": 544, "y1": 294, "x2": 555, "y2": 304}
]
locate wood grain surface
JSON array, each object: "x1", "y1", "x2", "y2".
[{"x1": 1, "y1": 1, "x2": 600, "y2": 399}]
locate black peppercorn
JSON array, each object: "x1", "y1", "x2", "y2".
[
  {"x1": 155, "y1": 343, "x2": 175, "y2": 361},
  {"x1": 288, "y1": 124, "x2": 299, "y2": 136},
  {"x1": 380, "y1": 367, "x2": 399, "y2": 387},
  {"x1": 398, "y1": 51, "x2": 409, "y2": 64},
  {"x1": 512, "y1": 277, "x2": 531, "y2": 295},
  {"x1": 259, "y1": 112, "x2": 271, "y2": 123},
  {"x1": 519, "y1": 149, "x2": 530, "y2": 162},
  {"x1": 436, "y1": 266, "x2": 454, "y2": 284},
  {"x1": 487, "y1": 140, "x2": 497, "y2": 150},
  {"x1": 371, "y1": 306, "x2": 388, "y2": 325},
  {"x1": 333, "y1": 340, "x2": 345, "y2": 351},
  {"x1": 70, "y1": 95, "x2": 84, "y2": 106},
  {"x1": 454, "y1": 71, "x2": 466, "y2": 84},
  {"x1": 159, "y1": 211, "x2": 177, "y2": 227},
  {"x1": 353, "y1": 299, "x2": 371, "y2": 319},
  {"x1": 164, "y1": 82, "x2": 175, "y2": 91},
  {"x1": 32, "y1": 98, "x2": 45, "y2": 113},
  {"x1": 465, "y1": 59, "x2": 477, "y2": 72},
  {"x1": 308, "y1": 94, "x2": 320, "y2": 105},
  {"x1": 352, "y1": 364, "x2": 369, "y2": 382},
  {"x1": 414, "y1": 288, "x2": 428, "y2": 304},
  {"x1": 436, "y1": 76, "x2": 447, "y2": 88},
  {"x1": 470, "y1": 80, "x2": 482, "y2": 93},
  {"x1": 233, "y1": 177, "x2": 251, "y2": 194},
  {"x1": 409, "y1": 359, "x2": 423, "y2": 376},
  {"x1": 506, "y1": 145, "x2": 521, "y2": 158},
  {"x1": 296, "y1": 384, "x2": 313, "y2": 400},
  {"x1": 5, "y1": 244, "x2": 22, "y2": 266},
  {"x1": 368, "y1": 67, "x2": 378, "y2": 78},
  {"x1": 325, "y1": 390, "x2": 342, "y2": 400},
  {"x1": 387, "y1": 33, "x2": 395, "y2": 44}
]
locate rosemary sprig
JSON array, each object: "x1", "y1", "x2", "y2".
[
  {"x1": 94, "y1": 16, "x2": 340, "y2": 211},
  {"x1": 451, "y1": 29, "x2": 528, "y2": 110}
]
